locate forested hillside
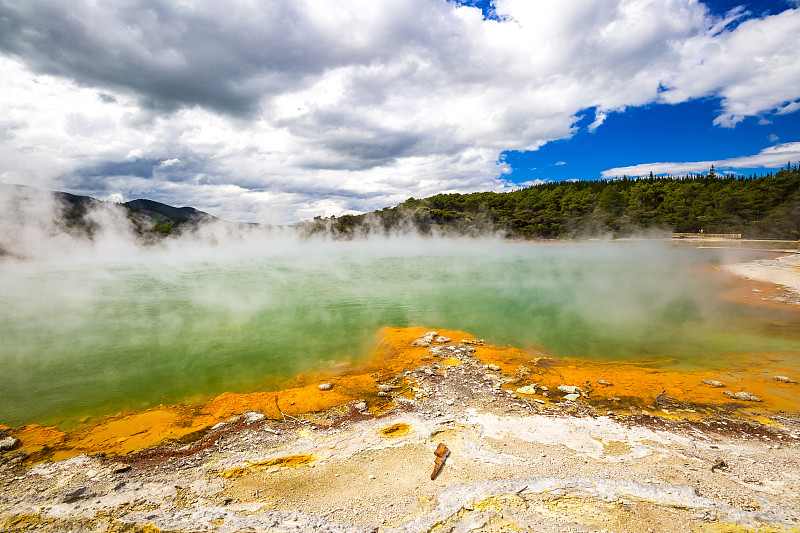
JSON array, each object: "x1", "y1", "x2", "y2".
[{"x1": 303, "y1": 166, "x2": 800, "y2": 239}]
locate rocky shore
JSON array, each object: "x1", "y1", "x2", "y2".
[{"x1": 2, "y1": 325, "x2": 800, "y2": 532}]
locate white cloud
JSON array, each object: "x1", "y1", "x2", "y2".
[
  {"x1": 0, "y1": 1, "x2": 798, "y2": 222},
  {"x1": 588, "y1": 111, "x2": 608, "y2": 132},
  {"x1": 601, "y1": 142, "x2": 800, "y2": 178},
  {"x1": 769, "y1": 133, "x2": 780, "y2": 142},
  {"x1": 777, "y1": 101, "x2": 800, "y2": 114},
  {"x1": 663, "y1": 8, "x2": 800, "y2": 127}
]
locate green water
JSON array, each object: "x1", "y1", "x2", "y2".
[{"x1": 1, "y1": 238, "x2": 798, "y2": 427}]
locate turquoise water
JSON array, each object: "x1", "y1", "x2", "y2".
[{"x1": 1, "y1": 238, "x2": 797, "y2": 427}]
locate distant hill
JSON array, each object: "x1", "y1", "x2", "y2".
[
  {"x1": 0, "y1": 184, "x2": 217, "y2": 242},
  {"x1": 123, "y1": 199, "x2": 214, "y2": 222}
]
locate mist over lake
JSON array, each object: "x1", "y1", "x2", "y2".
[{"x1": 2, "y1": 236, "x2": 798, "y2": 428}]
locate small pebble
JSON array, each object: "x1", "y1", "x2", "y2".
[{"x1": 318, "y1": 382, "x2": 333, "y2": 391}]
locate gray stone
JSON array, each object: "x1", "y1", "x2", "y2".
[
  {"x1": 564, "y1": 393, "x2": 580, "y2": 402},
  {"x1": 0, "y1": 436, "x2": 19, "y2": 452},
  {"x1": 487, "y1": 364, "x2": 501, "y2": 371},
  {"x1": 63, "y1": 486, "x2": 92, "y2": 503},
  {"x1": 702, "y1": 380, "x2": 725, "y2": 387},
  {"x1": 355, "y1": 402, "x2": 368, "y2": 411},
  {"x1": 558, "y1": 384, "x2": 588, "y2": 397},
  {"x1": 723, "y1": 391, "x2": 762, "y2": 402},
  {"x1": 436, "y1": 336, "x2": 452, "y2": 344},
  {"x1": 243, "y1": 411, "x2": 266, "y2": 423},
  {"x1": 318, "y1": 382, "x2": 333, "y2": 391},
  {"x1": 774, "y1": 375, "x2": 797, "y2": 384}
]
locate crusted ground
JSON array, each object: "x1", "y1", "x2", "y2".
[{"x1": 2, "y1": 330, "x2": 799, "y2": 532}]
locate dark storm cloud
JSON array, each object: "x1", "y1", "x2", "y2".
[
  {"x1": 63, "y1": 156, "x2": 208, "y2": 190},
  {"x1": 0, "y1": 0, "x2": 370, "y2": 115}
]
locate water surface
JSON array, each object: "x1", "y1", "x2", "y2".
[{"x1": 1, "y1": 238, "x2": 798, "y2": 427}]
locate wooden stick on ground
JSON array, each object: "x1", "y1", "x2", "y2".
[{"x1": 431, "y1": 442, "x2": 450, "y2": 480}]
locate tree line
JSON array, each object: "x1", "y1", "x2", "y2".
[{"x1": 302, "y1": 165, "x2": 800, "y2": 240}]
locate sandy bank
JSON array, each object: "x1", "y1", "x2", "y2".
[
  {"x1": 2, "y1": 327, "x2": 800, "y2": 532},
  {"x1": 723, "y1": 253, "x2": 800, "y2": 306}
]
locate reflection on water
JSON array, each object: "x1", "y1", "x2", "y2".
[{"x1": 1, "y1": 238, "x2": 797, "y2": 427}]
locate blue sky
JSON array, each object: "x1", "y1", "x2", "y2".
[
  {"x1": 503, "y1": 98, "x2": 800, "y2": 185},
  {"x1": 479, "y1": 0, "x2": 800, "y2": 185},
  {"x1": 0, "y1": 0, "x2": 799, "y2": 222}
]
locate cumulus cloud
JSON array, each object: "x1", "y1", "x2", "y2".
[
  {"x1": 601, "y1": 142, "x2": 800, "y2": 178},
  {"x1": 0, "y1": 0, "x2": 798, "y2": 222}
]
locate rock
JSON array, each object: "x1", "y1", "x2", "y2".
[
  {"x1": 558, "y1": 385, "x2": 587, "y2": 397},
  {"x1": 597, "y1": 380, "x2": 612, "y2": 386},
  {"x1": 318, "y1": 382, "x2": 333, "y2": 391},
  {"x1": 487, "y1": 364, "x2": 501, "y2": 371},
  {"x1": 702, "y1": 380, "x2": 725, "y2": 387},
  {"x1": 355, "y1": 402, "x2": 368, "y2": 411},
  {"x1": 412, "y1": 338, "x2": 431, "y2": 347},
  {"x1": 516, "y1": 385, "x2": 538, "y2": 395},
  {"x1": 378, "y1": 391, "x2": 390, "y2": 397},
  {"x1": 533, "y1": 399, "x2": 546, "y2": 404},
  {"x1": 435, "y1": 336, "x2": 452, "y2": 344},
  {"x1": 564, "y1": 393, "x2": 580, "y2": 401},
  {"x1": 515, "y1": 365, "x2": 531, "y2": 379},
  {"x1": 540, "y1": 386, "x2": 548, "y2": 391},
  {"x1": 723, "y1": 391, "x2": 762, "y2": 402},
  {"x1": 112, "y1": 464, "x2": 132, "y2": 474},
  {"x1": 461, "y1": 339, "x2": 485, "y2": 345},
  {"x1": 421, "y1": 355, "x2": 432, "y2": 361},
  {"x1": 243, "y1": 411, "x2": 266, "y2": 423},
  {"x1": 377, "y1": 384, "x2": 396, "y2": 392},
  {"x1": 425, "y1": 331, "x2": 438, "y2": 338},
  {"x1": 368, "y1": 474, "x2": 376, "y2": 480},
  {"x1": 63, "y1": 486, "x2": 92, "y2": 503},
  {"x1": 774, "y1": 376, "x2": 797, "y2": 384},
  {"x1": 0, "y1": 436, "x2": 20, "y2": 452}
]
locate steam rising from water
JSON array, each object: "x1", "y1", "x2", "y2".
[{"x1": 1, "y1": 187, "x2": 797, "y2": 427}]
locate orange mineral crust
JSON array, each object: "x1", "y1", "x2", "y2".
[
  {"x1": 5, "y1": 327, "x2": 478, "y2": 462},
  {"x1": 6, "y1": 326, "x2": 799, "y2": 463}
]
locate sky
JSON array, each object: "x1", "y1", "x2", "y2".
[{"x1": 0, "y1": 0, "x2": 799, "y2": 223}]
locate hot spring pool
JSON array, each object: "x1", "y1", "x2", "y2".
[{"x1": 1, "y1": 238, "x2": 798, "y2": 427}]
